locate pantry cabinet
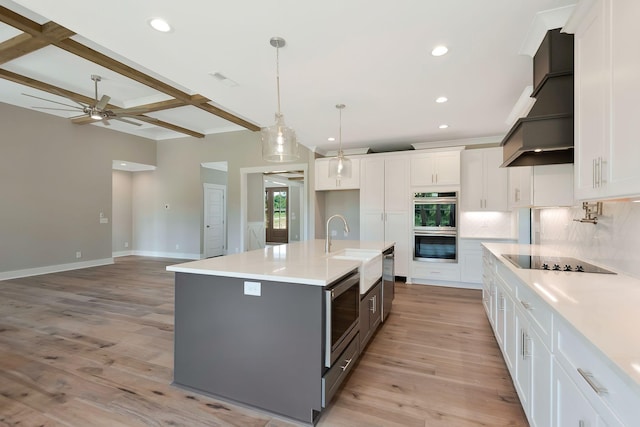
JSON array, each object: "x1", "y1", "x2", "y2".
[
  {"x1": 571, "y1": 0, "x2": 640, "y2": 201},
  {"x1": 410, "y1": 150, "x2": 461, "y2": 187},
  {"x1": 461, "y1": 147, "x2": 508, "y2": 211},
  {"x1": 315, "y1": 157, "x2": 360, "y2": 190},
  {"x1": 360, "y1": 155, "x2": 410, "y2": 277}
]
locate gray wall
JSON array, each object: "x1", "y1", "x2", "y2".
[
  {"x1": 289, "y1": 185, "x2": 301, "y2": 241},
  {"x1": 112, "y1": 170, "x2": 133, "y2": 254},
  {"x1": 0, "y1": 102, "x2": 156, "y2": 274},
  {"x1": 201, "y1": 167, "x2": 227, "y2": 186},
  {"x1": 323, "y1": 190, "x2": 360, "y2": 241},
  {"x1": 131, "y1": 131, "x2": 315, "y2": 257},
  {"x1": 247, "y1": 173, "x2": 264, "y2": 223}
]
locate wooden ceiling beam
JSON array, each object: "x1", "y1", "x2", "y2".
[
  {"x1": 70, "y1": 114, "x2": 205, "y2": 138},
  {"x1": 0, "y1": 7, "x2": 260, "y2": 134},
  {"x1": 0, "y1": 68, "x2": 97, "y2": 106}
]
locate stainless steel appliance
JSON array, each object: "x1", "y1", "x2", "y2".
[
  {"x1": 325, "y1": 269, "x2": 360, "y2": 367},
  {"x1": 381, "y1": 247, "x2": 394, "y2": 322},
  {"x1": 413, "y1": 192, "x2": 458, "y2": 262},
  {"x1": 502, "y1": 254, "x2": 615, "y2": 274}
]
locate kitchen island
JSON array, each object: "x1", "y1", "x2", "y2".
[{"x1": 166, "y1": 239, "x2": 393, "y2": 425}]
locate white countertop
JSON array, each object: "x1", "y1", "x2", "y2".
[
  {"x1": 483, "y1": 242, "x2": 640, "y2": 393},
  {"x1": 166, "y1": 239, "x2": 393, "y2": 286}
]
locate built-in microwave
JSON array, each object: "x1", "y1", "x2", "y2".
[
  {"x1": 325, "y1": 269, "x2": 360, "y2": 367},
  {"x1": 414, "y1": 230, "x2": 457, "y2": 262},
  {"x1": 413, "y1": 192, "x2": 457, "y2": 230}
]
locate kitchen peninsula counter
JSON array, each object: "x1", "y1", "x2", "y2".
[
  {"x1": 166, "y1": 239, "x2": 393, "y2": 425},
  {"x1": 482, "y1": 243, "x2": 640, "y2": 393}
]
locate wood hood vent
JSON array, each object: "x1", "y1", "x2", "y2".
[{"x1": 501, "y1": 28, "x2": 575, "y2": 167}]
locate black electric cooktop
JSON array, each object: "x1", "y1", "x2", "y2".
[{"x1": 502, "y1": 254, "x2": 616, "y2": 274}]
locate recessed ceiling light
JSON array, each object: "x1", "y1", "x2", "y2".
[
  {"x1": 328, "y1": 137, "x2": 336, "y2": 142},
  {"x1": 439, "y1": 124, "x2": 449, "y2": 129},
  {"x1": 431, "y1": 45, "x2": 448, "y2": 57},
  {"x1": 436, "y1": 96, "x2": 448, "y2": 103},
  {"x1": 149, "y1": 18, "x2": 172, "y2": 33}
]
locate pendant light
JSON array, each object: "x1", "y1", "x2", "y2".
[
  {"x1": 261, "y1": 37, "x2": 299, "y2": 162},
  {"x1": 328, "y1": 104, "x2": 352, "y2": 179}
]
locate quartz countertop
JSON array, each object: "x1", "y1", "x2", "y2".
[
  {"x1": 166, "y1": 239, "x2": 394, "y2": 286},
  {"x1": 483, "y1": 242, "x2": 640, "y2": 393}
]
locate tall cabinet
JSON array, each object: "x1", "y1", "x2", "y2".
[
  {"x1": 360, "y1": 155, "x2": 410, "y2": 277},
  {"x1": 571, "y1": 0, "x2": 640, "y2": 201}
]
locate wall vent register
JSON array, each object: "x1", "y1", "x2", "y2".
[{"x1": 502, "y1": 254, "x2": 615, "y2": 274}]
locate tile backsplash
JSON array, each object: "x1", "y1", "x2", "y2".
[
  {"x1": 460, "y1": 211, "x2": 516, "y2": 239},
  {"x1": 538, "y1": 201, "x2": 640, "y2": 279}
]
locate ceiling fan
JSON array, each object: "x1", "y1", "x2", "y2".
[{"x1": 23, "y1": 74, "x2": 156, "y2": 127}]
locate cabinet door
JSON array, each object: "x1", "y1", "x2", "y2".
[
  {"x1": 384, "y1": 156, "x2": 410, "y2": 210},
  {"x1": 533, "y1": 164, "x2": 574, "y2": 207},
  {"x1": 508, "y1": 166, "x2": 533, "y2": 208},
  {"x1": 434, "y1": 151, "x2": 461, "y2": 185},
  {"x1": 461, "y1": 150, "x2": 484, "y2": 210},
  {"x1": 530, "y1": 329, "x2": 553, "y2": 427},
  {"x1": 484, "y1": 148, "x2": 508, "y2": 211},
  {"x1": 385, "y1": 212, "x2": 409, "y2": 277},
  {"x1": 607, "y1": 0, "x2": 640, "y2": 198},
  {"x1": 503, "y1": 290, "x2": 516, "y2": 373},
  {"x1": 574, "y1": 0, "x2": 608, "y2": 200},
  {"x1": 337, "y1": 159, "x2": 360, "y2": 190},
  {"x1": 360, "y1": 158, "x2": 385, "y2": 211},
  {"x1": 496, "y1": 289, "x2": 506, "y2": 348},
  {"x1": 360, "y1": 212, "x2": 385, "y2": 242},
  {"x1": 410, "y1": 155, "x2": 437, "y2": 186},
  {"x1": 515, "y1": 309, "x2": 532, "y2": 412},
  {"x1": 315, "y1": 158, "x2": 334, "y2": 190},
  {"x1": 554, "y1": 360, "x2": 603, "y2": 427}
]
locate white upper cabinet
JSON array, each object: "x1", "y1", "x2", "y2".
[
  {"x1": 572, "y1": 0, "x2": 640, "y2": 201},
  {"x1": 461, "y1": 148, "x2": 508, "y2": 211},
  {"x1": 315, "y1": 157, "x2": 360, "y2": 191},
  {"x1": 509, "y1": 164, "x2": 575, "y2": 208},
  {"x1": 410, "y1": 150, "x2": 461, "y2": 187}
]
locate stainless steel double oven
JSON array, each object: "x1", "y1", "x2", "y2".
[{"x1": 413, "y1": 191, "x2": 458, "y2": 263}]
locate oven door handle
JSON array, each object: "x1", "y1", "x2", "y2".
[{"x1": 414, "y1": 230, "x2": 457, "y2": 236}]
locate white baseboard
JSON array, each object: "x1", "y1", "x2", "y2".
[
  {"x1": 132, "y1": 250, "x2": 202, "y2": 260},
  {"x1": 112, "y1": 250, "x2": 134, "y2": 258},
  {"x1": 0, "y1": 258, "x2": 114, "y2": 281}
]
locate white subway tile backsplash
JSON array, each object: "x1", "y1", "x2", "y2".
[
  {"x1": 539, "y1": 202, "x2": 640, "y2": 279},
  {"x1": 459, "y1": 211, "x2": 516, "y2": 239}
]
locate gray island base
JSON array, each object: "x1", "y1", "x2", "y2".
[{"x1": 168, "y1": 240, "x2": 393, "y2": 425}]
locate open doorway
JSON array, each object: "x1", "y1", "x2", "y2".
[{"x1": 240, "y1": 164, "x2": 308, "y2": 252}]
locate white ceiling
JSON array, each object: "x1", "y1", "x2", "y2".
[{"x1": 1, "y1": 0, "x2": 576, "y2": 153}]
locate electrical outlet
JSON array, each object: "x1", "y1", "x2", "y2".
[
  {"x1": 76, "y1": 251, "x2": 82, "y2": 259},
  {"x1": 175, "y1": 244, "x2": 180, "y2": 250},
  {"x1": 244, "y1": 281, "x2": 261, "y2": 296},
  {"x1": 124, "y1": 242, "x2": 129, "y2": 248},
  {"x1": 331, "y1": 230, "x2": 337, "y2": 237}
]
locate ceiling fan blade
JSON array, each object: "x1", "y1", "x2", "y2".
[
  {"x1": 113, "y1": 117, "x2": 143, "y2": 126},
  {"x1": 96, "y1": 94, "x2": 110, "y2": 110},
  {"x1": 50, "y1": 89, "x2": 88, "y2": 109},
  {"x1": 22, "y1": 93, "x2": 84, "y2": 110},
  {"x1": 32, "y1": 106, "x2": 82, "y2": 112}
]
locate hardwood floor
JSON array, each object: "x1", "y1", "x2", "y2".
[{"x1": 0, "y1": 257, "x2": 527, "y2": 426}]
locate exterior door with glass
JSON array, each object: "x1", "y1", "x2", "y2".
[{"x1": 265, "y1": 188, "x2": 288, "y2": 244}]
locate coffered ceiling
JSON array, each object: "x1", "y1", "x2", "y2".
[{"x1": 0, "y1": 0, "x2": 576, "y2": 153}]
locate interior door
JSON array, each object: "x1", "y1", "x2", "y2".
[
  {"x1": 204, "y1": 184, "x2": 225, "y2": 257},
  {"x1": 265, "y1": 188, "x2": 288, "y2": 244}
]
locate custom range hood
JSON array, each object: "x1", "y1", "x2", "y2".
[{"x1": 501, "y1": 29, "x2": 575, "y2": 167}]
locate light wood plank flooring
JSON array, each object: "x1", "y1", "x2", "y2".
[{"x1": 0, "y1": 257, "x2": 527, "y2": 426}]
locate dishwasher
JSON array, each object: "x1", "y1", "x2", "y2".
[{"x1": 381, "y1": 247, "x2": 395, "y2": 322}]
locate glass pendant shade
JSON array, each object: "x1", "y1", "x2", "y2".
[
  {"x1": 328, "y1": 153, "x2": 352, "y2": 179},
  {"x1": 261, "y1": 113, "x2": 298, "y2": 162}
]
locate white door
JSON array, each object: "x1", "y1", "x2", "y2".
[{"x1": 204, "y1": 184, "x2": 226, "y2": 258}]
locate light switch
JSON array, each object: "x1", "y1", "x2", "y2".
[{"x1": 244, "y1": 281, "x2": 261, "y2": 296}]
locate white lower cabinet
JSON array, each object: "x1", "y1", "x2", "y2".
[
  {"x1": 554, "y1": 359, "x2": 608, "y2": 427},
  {"x1": 482, "y1": 249, "x2": 637, "y2": 427}
]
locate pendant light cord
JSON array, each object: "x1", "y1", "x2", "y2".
[
  {"x1": 276, "y1": 45, "x2": 281, "y2": 116},
  {"x1": 338, "y1": 107, "x2": 343, "y2": 154}
]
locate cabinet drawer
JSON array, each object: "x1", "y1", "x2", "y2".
[
  {"x1": 322, "y1": 334, "x2": 359, "y2": 407},
  {"x1": 555, "y1": 319, "x2": 636, "y2": 426},
  {"x1": 514, "y1": 279, "x2": 553, "y2": 350},
  {"x1": 413, "y1": 262, "x2": 460, "y2": 282}
]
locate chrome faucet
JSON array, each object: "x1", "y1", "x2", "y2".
[{"x1": 325, "y1": 214, "x2": 350, "y2": 253}]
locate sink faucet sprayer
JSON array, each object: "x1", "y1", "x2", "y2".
[{"x1": 325, "y1": 214, "x2": 350, "y2": 253}]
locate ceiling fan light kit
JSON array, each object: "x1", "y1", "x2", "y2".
[
  {"x1": 261, "y1": 37, "x2": 299, "y2": 163},
  {"x1": 328, "y1": 104, "x2": 352, "y2": 180}
]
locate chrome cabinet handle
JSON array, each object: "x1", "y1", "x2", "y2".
[
  {"x1": 579, "y1": 421, "x2": 585, "y2": 427},
  {"x1": 522, "y1": 330, "x2": 531, "y2": 360},
  {"x1": 370, "y1": 295, "x2": 377, "y2": 313},
  {"x1": 515, "y1": 188, "x2": 520, "y2": 202},
  {"x1": 578, "y1": 368, "x2": 608, "y2": 395},
  {"x1": 593, "y1": 158, "x2": 596, "y2": 189},
  {"x1": 340, "y1": 358, "x2": 352, "y2": 371},
  {"x1": 520, "y1": 300, "x2": 532, "y2": 310},
  {"x1": 435, "y1": 173, "x2": 438, "y2": 183}
]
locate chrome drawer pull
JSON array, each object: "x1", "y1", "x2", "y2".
[
  {"x1": 520, "y1": 300, "x2": 532, "y2": 310},
  {"x1": 577, "y1": 368, "x2": 608, "y2": 395},
  {"x1": 340, "y1": 358, "x2": 352, "y2": 371}
]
